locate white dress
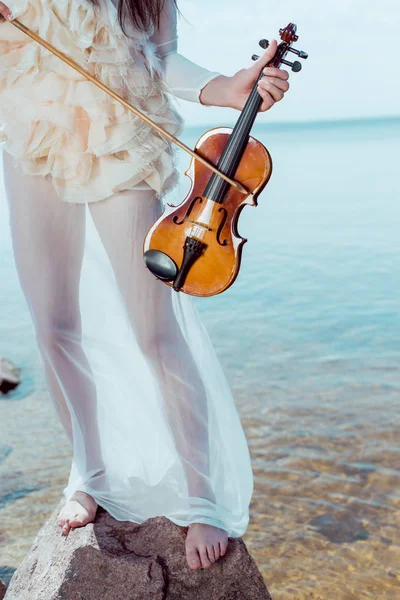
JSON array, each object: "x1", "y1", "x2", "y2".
[{"x1": 0, "y1": 0, "x2": 254, "y2": 537}]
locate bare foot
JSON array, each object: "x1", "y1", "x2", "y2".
[
  {"x1": 185, "y1": 523, "x2": 229, "y2": 570},
  {"x1": 57, "y1": 491, "x2": 98, "y2": 536}
]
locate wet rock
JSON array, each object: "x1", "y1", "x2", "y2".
[
  {"x1": 4, "y1": 497, "x2": 271, "y2": 600},
  {"x1": 309, "y1": 511, "x2": 369, "y2": 544},
  {"x1": 0, "y1": 358, "x2": 20, "y2": 395}
]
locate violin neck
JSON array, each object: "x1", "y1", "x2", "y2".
[{"x1": 202, "y1": 68, "x2": 265, "y2": 204}]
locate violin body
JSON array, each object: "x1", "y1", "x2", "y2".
[
  {"x1": 143, "y1": 23, "x2": 307, "y2": 297},
  {"x1": 143, "y1": 127, "x2": 272, "y2": 296}
]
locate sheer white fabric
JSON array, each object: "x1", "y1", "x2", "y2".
[
  {"x1": 1, "y1": 0, "x2": 254, "y2": 538},
  {"x1": 146, "y1": 0, "x2": 222, "y2": 104}
]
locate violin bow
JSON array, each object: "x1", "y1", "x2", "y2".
[{"x1": 8, "y1": 18, "x2": 249, "y2": 196}]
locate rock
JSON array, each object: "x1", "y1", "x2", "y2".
[
  {"x1": 0, "y1": 579, "x2": 6, "y2": 600},
  {"x1": 0, "y1": 358, "x2": 20, "y2": 395},
  {"x1": 4, "y1": 497, "x2": 271, "y2": 600},
  {"x1": 309, "y1": 511, "x2": 370, "y2": 544}
]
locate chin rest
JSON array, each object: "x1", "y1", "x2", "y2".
[{"x1": 143, "y1": 249, "x2": 178, "y2": 282}]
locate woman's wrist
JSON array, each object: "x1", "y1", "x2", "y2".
[{"x1": 199, "y1": 74, "x2": 234, "y2": 108}]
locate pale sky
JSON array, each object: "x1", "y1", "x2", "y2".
[{"x1": 175, "y1": 0, "x2": 400, "y2": 125}]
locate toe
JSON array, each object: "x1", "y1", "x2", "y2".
[
  {"x1": 220, "y1": 540, "x2": 228, "y2": 557},
  {"x1": 69, "y1": 518, "x2": 85, "y2": 528},
  {"x1": 213, "y1": 543, "x2": 220, "y2": 561},
  {"x1": 186, "y1": 547, "x2": 201, "y2": 570},
  {"x1": 68, "y1": 513, "x2": 87, "y2": 527},
  {"x1": 61, "y1": 521, "x2": 71, "y2": 536},
  {"x1": 207, "y1": 544, "x2": 216, "y2": 563},
  {"x1": 198, "y1": 545, "x2": 212, "y2": 569}
]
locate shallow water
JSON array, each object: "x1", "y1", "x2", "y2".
[{"x1": 1, "y1": 117, "x2": 399, "y2": 598}]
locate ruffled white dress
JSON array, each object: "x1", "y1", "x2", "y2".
[
  {"x1": 0, "y1": 0, "x2": 254, "y2": 537},
  {"x1": 0, "y1": 0, "x2": 222, "y2": 202}
]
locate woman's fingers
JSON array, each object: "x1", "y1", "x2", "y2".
[
  {"x1": 262, "y1": 66, "x2": 290, "y2": 81},
  {"x1": 257, "y1": 66, "x2": 290, "y2": 111},
  {"x1": 256, "y1": 74, "x2": 291, "y2": 111},
  {"x1": 0, "y1": 3, "x2": 13, "y2": 21},
  {"x1": 259, "y1": 76, "x2": 290, "y2": 93},
  {"x1": 257, "y1": 80, "x2": 284, "y2": 103},
  {"x1": 256, "y1": 86, "x2": 275, "y2": 112},
  {"x1": 255, "y1": 66, "x2": 290, "y2": 112}
]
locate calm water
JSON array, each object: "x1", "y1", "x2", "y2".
[{"x1": 1, "y1": 117, "x2": 399, "y2": 599}]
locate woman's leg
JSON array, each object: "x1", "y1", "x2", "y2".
[
  {"x1": 2, "y1": 150, "x2": 104, "y2": 532},
  {"x1": 88, "y1": 187, "x2": 228, "y2": 569}
]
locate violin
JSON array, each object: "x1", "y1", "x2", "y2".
[{"x1": 143, "y1": 23, "x2": 308, "y2": 297}]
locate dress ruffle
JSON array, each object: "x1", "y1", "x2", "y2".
[{"x1": 0, "y1": 0, "x2": 185, "y2": 203}]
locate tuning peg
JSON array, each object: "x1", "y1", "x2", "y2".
[
  {"x1": 252, "y1": 55, "x2": 302, "y2": 72},
  {"x1": 259, "y1": 39, "x2": 269, "y2": 49},
  {"x1": 287, "y1": 47, "x2": 308, "y2": 59},
  {"x1": 281, "y1": 59, "x2": 302, "y2": 72}
]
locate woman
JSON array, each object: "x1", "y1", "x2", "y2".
[{"x1": 0, "y1": 0, "x2": 289, "y2": 571}]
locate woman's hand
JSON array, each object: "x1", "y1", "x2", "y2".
[
  {"x1": 0, "y1": 2, "x2": 13, "y2": 21},
  {"x1": 199, "y1": 39, "x2": 290, "y2": 112},
  {"x1": 228, "y1": 39, "x2": 290, "y2": 112}
]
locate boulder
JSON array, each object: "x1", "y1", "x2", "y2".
[{"x1": 4, "y1": 497, "x2": 271, "y2": 600}]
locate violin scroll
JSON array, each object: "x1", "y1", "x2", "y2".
[
  {"x1": 279, "y1": 22, "x2": 298, "y2": 43},
  {"x1": 253, "y1": 22, "x2": 308, "y2": 72}
]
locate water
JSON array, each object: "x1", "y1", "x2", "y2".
[{"x1": 1, "y1": 117, "x2": 399, "y2": 599}]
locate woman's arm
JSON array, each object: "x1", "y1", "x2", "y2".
[
  {"x1": 149, "y1": 0, "x2": 290, "y2": 112},
  {"x1": 148, "y1": 0, "x2": 228, "y2": 106}
]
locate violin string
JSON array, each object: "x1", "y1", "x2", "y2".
[
  {"x1": 187, "y1": 105, "x2": 256, "y2": 243},
  {"x1": 204, "y1": 87, "x2": 262, "y2": 203},
  {"x1": 177, "y1": 35, "x2": 296, "y2": 266},
  {"x1": 188, "y1": 199, "x2": 214, "y2": 244},
  {"x1": 210, "y1": 48, "x2": 283, "y2": 200},
  {"x1": 186, "y1": 52, "x2": 281, "y2": 244}
]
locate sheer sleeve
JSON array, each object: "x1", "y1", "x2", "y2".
[{"x1": 148, "y1": 0, "x2": 222, "y2": 104}]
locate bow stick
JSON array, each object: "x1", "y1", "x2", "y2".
[{"x1": 8, "y1": 18, "x2": 249, "y2": 196}]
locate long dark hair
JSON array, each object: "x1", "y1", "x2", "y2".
[{"x1": 87, "y1": 0, "x2": 178, "y2": 38}]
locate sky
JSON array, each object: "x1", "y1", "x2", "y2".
[{"x1": 175, "y1": 0, "x2": 400, "y2": 125}]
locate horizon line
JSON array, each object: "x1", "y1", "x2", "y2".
[{"x1": 184, "y1": 114, "x2": 400, "y2": 129}]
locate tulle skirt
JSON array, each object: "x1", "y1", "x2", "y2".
[{"x1": 2, "y1": 148, "x2": 254, "y2": 537}]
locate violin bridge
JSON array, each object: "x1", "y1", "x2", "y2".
[{"x1": 186, "y1": 220, "x2": 213, "y2": 232}]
